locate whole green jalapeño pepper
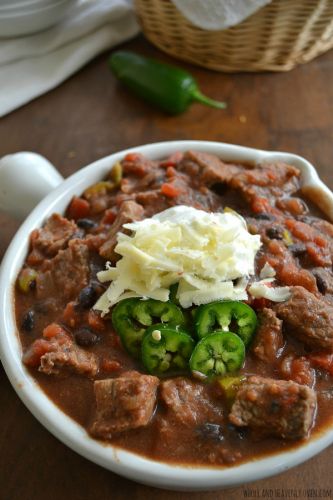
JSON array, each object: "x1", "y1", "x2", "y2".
[
  {"x1": 109, "y1": 51, "x2": 226, "y2": 115},
  {"x1": 194, "y1": 301, "x2": 257, "y2": 346},
  {"x1": 112, "y1": 298, "x2": 185, "y2": 358},
  {"x1": 142, "y1": 324, "x2": 195, "y2": 376},
  {"x1": 189, "y1": 331, "x2": 245, "y2": 378}
]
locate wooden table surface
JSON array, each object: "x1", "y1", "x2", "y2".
[{"x1": 1, "y1": 35, "x2": 333, "y2": 500}]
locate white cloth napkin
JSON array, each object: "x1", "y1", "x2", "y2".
[
  {"x1": 0, "y1": 0, "x2": 139, "y2": 117},
  {"x1": 171, "y1": 0, "x2": 271, "y2": 31}
]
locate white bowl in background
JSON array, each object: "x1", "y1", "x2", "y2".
[
  {"x1": 0, "y1": 141, "x2": 333, "y2": 491},
  {"x1": 0, "y1": 0, "x2": 77, "y2": 37},
  {"x1": 0, "y1": 0, "x2": 65, "y2": 11}
]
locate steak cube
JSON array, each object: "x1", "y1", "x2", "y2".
[
  {"x1": 229, "y1": 376, "x2": 317, "y2": 439},
  {"x1": 31, "y1": 213, "x2": 78, "y2": 258},
  {"x1": 39, "y1": 333, "x2": 98, "y2": 378},
  {"x1": 275, "y1": 286, "x2": 333, "y2": 351},
  {"x1": 160, "y1": 378, "x2": 223, "y2": 426},
  {"x1": 91, "y1": 371, "x2": 159, "y2": 439},
  {"x1": 252, "y1": 308, "x2": 284, "y2": 363}
]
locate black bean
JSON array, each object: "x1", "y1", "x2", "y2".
[
  {"x1": 211, "y1": 183, "x2": 228, "y2": 196},
  {"x1": 75, "y1": 328, "x2": 99, "y2": 347},
  {"x1": 77, "y1": 218, "x2": 98, "y2": 230},
  {"x1": 77, "y1": 284, "x2": 97, "y2": 309},
  {"x1": 270, "y1": 400, "x2": 281, "y2": 413},
  {"x1": 253, "y1": 213, "x2": 276, "y2": 221},
  {"x1": 266, "y1": 227, "x2": 284, "y2": 240},
  {"x1": 196, "y1": 423, "x2": 224, "y2": 442},
  {"x1": 312, "y1": 271, "x2": 328, "y2": 294},
  {"x1": 21, "y1": 310, "x2": 35, "y2": 332},
  {"x1": 29, "y1": 279, "x2": 36, "y2": 291},
  {"x1": 289, "y1": 243, "x2": 307, "y2": 257},
  {"x1": 226, "y1": 423, "x2": 247, "y2": 440}
]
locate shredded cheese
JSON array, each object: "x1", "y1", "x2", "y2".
[
  {"x1": 248, "y1": 278, "x2": 291, "y2": 302},
  {"x1": 94, "y1": 205, "x2": 261, "y2": 314}
]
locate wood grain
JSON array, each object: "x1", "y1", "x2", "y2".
[{"x1": 1, "y1": 36, "x2": 333, "y2": 499}]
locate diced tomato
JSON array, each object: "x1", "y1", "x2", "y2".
[
  {"x1": 123, "y1": 152, "x2": 142, "y2": 162},
  {"x1": 251, "y1": 197, "x2": 272, "y2": 214},
  {"x1": 111, "y1": 334, "x2": 122, "y2": 349},
  {"x1": 22, "y1": 339, "x2": 51, "y2": 367},
  {"x1": 166, "y1": 166, "x2": 176, "y2": 178},
  {"x1": 27, "y1": 249, "x2": 44, "y2": 266},
  {"x1": 267, "y1": 239, "x2": 284, "y2": 256},
  {"x1": 280, "y1": 355, "x2": 315, "y2": 387},
  {"x1": 63, "y1": 302, "x2": 78, "y2": 328},
  {"x1": 314, "y1": 235, "x2": 327, "y2": 248},
  {"x1": 161, "y1": 183, "x2": 182, "y2": 198},
  {"x1": 309, "y1": 353, "x2": 333, "y2": 375},
  {"x1": 88, "y1": 310, "x2": 105, "y2": 332},
  {"x1": 101, "y1": 359, "x2": 121, "y2": 373},
  {"x1": 248, "y1": 296, "x2": 271, "y2": 310},
  {"x1": 277, "y1": 198, "x2": 305, "y2": 216},
  {"x1": 285, "y1": 219, "x2": 330, "y2": 266},
  {"x1": 306, "y1": 243, "x2": 331, "y2": 267},
  {"x1": 43, "y1": 323, "x2": 66, "y2": 339},
  {"x1": 67, "y1": 197, "x2": 90, "y2": 220},
  {"x1": 102, "y1": 209, "x2": 117, "y2": 225},
  {"x1": 267, "y1": 171, "x2": 277, "y2": 181}
]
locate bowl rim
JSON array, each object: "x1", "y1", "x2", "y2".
[{"x1": 1, "y1": 140, "x2": 333, "y2": 491}]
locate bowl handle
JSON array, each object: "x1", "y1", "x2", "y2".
[{"x1": 0, "y1": 152, "x2": 64, "y2": 220}]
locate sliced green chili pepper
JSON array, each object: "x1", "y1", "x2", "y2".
[
  {"x1": 109, "y1": 161, "x2": 122, "y2": 186},
  {"x1": 18, "y1": 268, "x2": 37, "y2": 293},
  {"x1": 109, "y1": 51, "x2": 227, "y2": 115},
  {"x1": 189, "y1": 331, "x2": 245, "y2": 378},
  {"x1": 84, "y1": 181, "x2": 115, "y2": 199},
  {"x1": 194, "y1": 301, "x2": 257, "y2": 346},
  {"x1": 112, "y1": 298, "x2": 185, "y2": 358},
  {"x1": 142, "y1": 324, "x2": 194, "y2": 376}
]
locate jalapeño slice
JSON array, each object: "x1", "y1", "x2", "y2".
[
  {"x1": 189, "y1": 331, "x2": 245, "y2": 378},
  {"x1": 194, "y1": 301, "x2": 257, "y2": 346},
  {"x1": 141, "y1": 324, "x2": 194, "y2": 376},
  {"x1": 112, "y1": 298, "x2": 185, "y2": 358}
]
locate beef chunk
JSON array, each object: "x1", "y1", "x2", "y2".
[
  {"x1": 37, "y1": 332, "x2": 98, "y2": 377},
  {"x1": 275, "y1": 286, "x2": 333, "y2": 351},
  {"x1": 160, "y1": 378, "x2": 223, "y2": 425},
  {"x1": 252, "y1": 308, "x2": 284, "y2": 363},
  {"x1": 30, "y1": 214, "x2": 78, "y2": 258},
  {"x1": 231, "y1": 162, "x2": 300, "y2": 194},
  {"x1": 99, "y1": 200, "x2": 144, "y2": 261},
  {"x1": 181, "y1": 150, "x2": 242, "y2": 186},
  {"x1": 36, "y1": 239, "x2": 90, "y2": 301},
  {"x1": 91, "y1": 371, "x2": 159, "y2": 438},
  {"x1": 229, "y1": 376, "x2": 317, "y2": 439}
]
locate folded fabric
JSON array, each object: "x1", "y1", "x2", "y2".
[
  {"x1": 171, "y1": 0, "x2": 271, "y2": 31},
  {"x1": 0, "y1": 0, "x2": 139, "y2": 117}
]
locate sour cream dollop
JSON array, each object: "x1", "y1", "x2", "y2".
[{"x1": 94, "y1": 205, "x2": 262, "y2": 314}]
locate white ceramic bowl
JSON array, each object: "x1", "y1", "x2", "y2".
[
  {"x1": 0, "y1": 0, "x2": 65, "y2": 11},
  {"x1": 0, "y1": 0, "x2": 77, "y2": 37},
  {"x1": 1, "y1": 141, "x2": 333, "y2": 491}
]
